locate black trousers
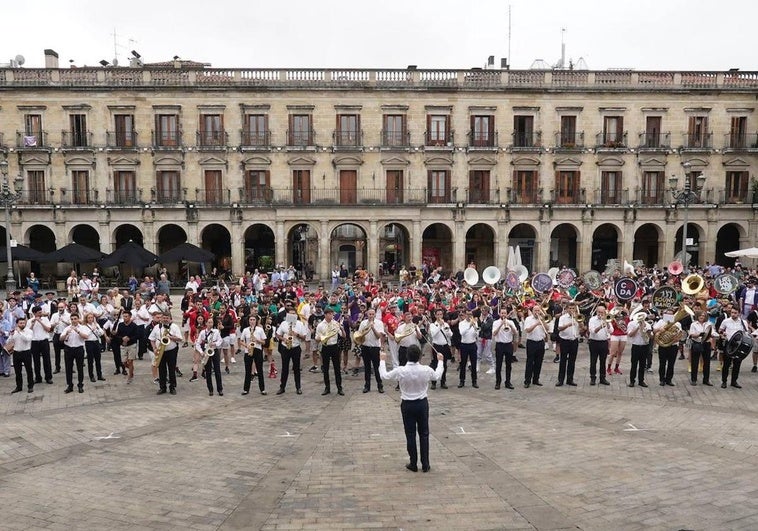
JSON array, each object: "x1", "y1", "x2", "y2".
[
  {"x1": 401, "y1": 397, "x2": 430, "y2": 468},
  {"x1": 206, "y1": 348, "x2": 223, "y2": 392},
  {"x1": 588, "y1": 339, "x2": 609, "y2": 381},
  {"x1": 137, "y1": 325, "x2": 147, "y2": 358},
  {"x1": 64, "y1": 345, "x2": 85, "y2": 388},
  {"x1": 111, "y1": 342, "x2": 123, "y2": 371},
  {"x1": 558, "y1": 338, "x2": 578, "y2": 384},
  {"x1": 722, "y1": 355, "x2": 742, "y2": 385},
  {"x1": 630, "y1": 344, "x2": 648, "y2": 384},
  {"x1": 494, "y1": 341, "x2": 513, "y2": 386},
  {"x1": 525, "y1": 339, "x2": 545, "y2": 384},
  {"x1": 85, "y1": 341, "x2": 103, "y2": 379},
  {"x1": 158, "y1": 346, "x2": 178, "y2": 391},
  {"x1": 31, "y1": 339, "x2": 52, "y2": 382},
  {"x1": 280, "y1": 346, "x2": 302, "y2": 390},
  {"x1": 52, "y1": 333, "x2": 63, "y2": 371},
  {"x1": 398, "y1": 346, "x2": 408, "y2": 367},
  {"x1": 361, "y1": 346, "x2": 382, "y2": 389},
  {"x1": 243, "y1": 348, "x2": 264, "y2": 392},
  {"x1": 321, "y1": 344, "x2": 342, "y2": 391},
  {"x1": 658, "y1": 344, "x2": 678, "y2": 383},
  {"x1": 459, "y1": 342, "x2": 477, "y2": 384},
  {"x1": 690, "y1": 341, "x2": 711, "y2": 383},
  {"x1": 13, "y1": 349, "x2": 34, "y2": 390},
  {"x1": 430, "y1": 344, "x2": 450, "y2": 385}
]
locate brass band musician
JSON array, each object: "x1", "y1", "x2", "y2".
[
  {"x1": 587, "y1": 303, "x2": 612, "y2": 386},
  {"x1": 688, "y1": 311, "x2": 713, "y2": 386},
  {"x1": 492, "y1": 307, "x2": 518, "y2": 390},
  {"x1": 428, "y1": 308, "x2": 453, "y2": 390},
  {"x1": 315, "y1": 308, "x2": 345, "y2": 396}
]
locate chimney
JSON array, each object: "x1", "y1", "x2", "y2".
[{"x1": 44, "y1": 49, "x2": 59, "y2": 69}]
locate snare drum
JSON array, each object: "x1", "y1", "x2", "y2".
[{"x1": 726, "y1": 330, "x2": 755, "y2": 360}]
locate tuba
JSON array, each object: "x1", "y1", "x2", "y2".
[
  {"x1": 464, "y1": 267, "x2": 479, "y2": 286},
  {"x1": 655, "y1": 304, "x2": 694, "y2": 347},
  {"x1": 681, "y1": 273, "x2": 704, "y2": 296},
  {"x1": 482, "y1": 266, "x2": 501, "y2": 286}
]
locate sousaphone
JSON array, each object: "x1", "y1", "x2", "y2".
[
  {"x1": 668, "y1": 260, "x2": 684, "y2": 276},
  {"x1": 482, "y1": 266, "x2": 502, "y2": 285},
  {"x1": 463, "y1": 267, "x2": 479, "y2": 286}
]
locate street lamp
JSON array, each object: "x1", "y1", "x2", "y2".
[
  {"x1": 0, "y1": 160, "x2": 23, "y2": 296},
  {"x1": 669, "y1": 169, "x2": 707, "y2": 269}
]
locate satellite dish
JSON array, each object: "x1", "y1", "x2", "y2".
[
  {"x1": 14, "y1": 54, "x2": 25, "y2": 66},
  {"x1": 112, "y1": 58, "x2": 119, "y2": 67}
]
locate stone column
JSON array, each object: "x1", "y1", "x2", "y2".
[
  {"x1": 275, "y1": 221, "x2": 285, "y2": 268},
  {"x1": 367, "y1": 221, "x2": 378, "y2": 274},
  {"x1": 319, "y1": 220, "x2": 329, "y2": 279},
  {"x1": 411, "y1": 220, "x2": 421, "y2": 269}
]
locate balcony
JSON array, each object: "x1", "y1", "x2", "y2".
[
  {"x1": 681, "y1": 132, "x2": 712, "y2": 150},
  {"x1": 59, "y1": 188, "x2": 98, "y2": 206},
  {"x1": 287, "y1": 129, "x2": 316, "y2": 149},
  {"x1": 424, "y1": 131, "x2": 454, "y2": 149},
  {"x1": 380, "y1": 130, "x2": 411, "y2": 149},
  {"x1": 506, "y1": 188, "x2": 541, "y2": 205},
  {"x1": 152, "y1": 130, "x2": 183, "y2": 149},
  {"x1": 61, "y1": 130, "x2": 93, "y2": 149},
  {"x1": 16, "y1": 131, "x2": 49, "y2": 149},
  {"x1": 106, "y1": 131, "x2": 139, "y2": 150},
  {"x1": 333, "y1": 130, "x2": 363, "y2": 150},
  {"x1": 633, "y1": 189, "x2": 667, "y2": 206},
  {"x1": 246, "y1": 187, "x2": 431, "y2": 206},
  {"x1": 465, "y1": 187, "x2": 499, "y2": 204},
  {"x1": 196, "y1": 130, "x2": 228, "y2": 150},
  {"x1": 550, "y1": 188, "x2": 586, "y2": 205},
  {"x1": 238, "y1": 187, "x2": 274, "y2": 205},
  {"x1": 595, "y1": 132, "x2": 628, "y2": 149},
  {"x1": 553, "y1": 132, "x2": 584, "y2": 150},
  {"x1": 723, "y1": 132, "x2": 758, "y2": 152},
  {"x1": 240, "y1": 130, "x2": 271, "y2": 150},
  {"x1": 510, "y1": 131, "x2": 542, "y2": 151},
  {"x1": 105, "y1": 189, "x2": 142, "y2": 205},
  {"x1": 16, "y1": 188, "x2": 52, "y2": 206},
  {"x1": 153, "y1": 188, "x2": 185, "y2": 204},
  {"x1": 467, "y1": 131, "x2": 498, "y2": 151},
  {"x1": 588, "y1": 188, "x2": 629, "y2": 205},
  {"x1": 716, "y1": 188, "x2": 751, "y2": 204},
  {"x1": 193, "y1": 188, "x2": 231, "y2": 206},
  {"x1": 638, "y1": 132, "x2": 671, "y2": 150}
]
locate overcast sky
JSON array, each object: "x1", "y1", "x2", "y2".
[{"x1": 1, "y1": 0, "x2": 754, "y2": 71}]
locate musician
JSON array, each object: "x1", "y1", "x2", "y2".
[
  {"x1": 458, "y1": 309, "x2": 479, "y2": 388},
  {"x1": 626, "y1": 310, "x2": 651, "y2": 387},
  {"x1": 738, "y1": 276, "x2": 758, "y2": 319},
  {"x1": 523, "y1": 306, "x2": 547, "y2": 388},
  {"x1": 275, "y1": 306, "x2": 309, "y2": 395},
  {"x1": 197, "y1": 317, "x2": 223, "y2": 396},
  {"x1": 9, "y1": 317, "x2": 34, "y2": 393},
  {"x1": 383, "y1": 304, "x2": 401, "y2": 368},
  {"x1": 149, "y1": 312, "x2": 183, "y2": 395},
  {"x1": 587, "y1": 303, "x2": 612, "y2": 386},
  {"x1": 133, "y1": 296, "x2": 151, "y2": 360},
  {"x1": 188, "y1": 314, "x2": 206, "y2": 382},
  {"x1": 476, "y1": 305, "x2": 495, "y2": 375},
  {"x1": 653, "y1": 309, "x2": 681, "y2": 386},
  {"x1": 60, "y1": 313, "x2": 93, "y2": 393},
  {"x1": 27, "y1": 305, "x2": 53, "y2": 385},
  {"x1": 218, "y1": 303, "x2": 237, "y2": 374},
  {"x1": 307, "y1": 305, "x2": 325, "y2": 374},
  {"x1": 689, "y1": 310, "x2": 713, "y2": 386},
  {"x1": 82, "y1": 313, "x2": 105, "y2": 383},
  {"x1": 239, "y1": 315, "x2": 267, "y2": 395},
  {"x1": 492, "y1": 307, "x2": 518, "y2": 390},
  {"x1": 379, "y1": 345, "x2": 444, "y2": 473},
  {"x1": 718, "y1": 307, "x2": 748, "y2": 389},
  {"x1": 396, "y1": 312, "x2": 422, "y2": 367},
  {"x1": 428, "y1": 308, "x2": 453, "y2": 390},
  {"x1": 112, "y1": 311, "x2": 139, "y2": 383},
  {"x1": 358, "y1": 308, "x2": 385, "y2": 393},
  {"x1": 556, "y1": 302, "x2": 581, "y2": 387},
  {"x1": 316, "y1": 308, "x2": 345, "y2": 396},
  {"x1": 607, "y1": 307, "x2": 628, "y2": 376}
]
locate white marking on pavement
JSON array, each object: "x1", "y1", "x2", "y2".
[
  {"x1": 94, "y1": 432, "x2": 120, "y2": 440},
  {"x1": 457, "y1": 426, "x2": 467, "y2": 434},
  {"x1": 278, "y1": 431, "x2": 297, "y2": 437},
  {"x1": 623, "y1": 423, "x2": 654, "y2": 432}
]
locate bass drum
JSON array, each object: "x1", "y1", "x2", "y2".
[{"x1": 725, "y1": 330, "x2": 755, "y2": 360}]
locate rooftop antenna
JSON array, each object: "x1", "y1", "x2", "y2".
[
  {"x1": 556, "y1": 28, "x2": 566, "y2": 69},
  {"x1": 507, "y1": 4, "x2": 512, "y2": 69}
]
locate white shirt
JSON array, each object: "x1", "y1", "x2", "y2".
[
  {"x1": 459, "y1": 319, "x2": 479, "y2": 344},
  {"x1": 626, "y1": 320, "x2": 651, "y2": 346},
  {"x1": 238, "y1": 325, "x2": 266, "y2": 353},
  {"x1": 689, "y1": 320, "x2": 712, "y2": 342},
  {"x1": 588, "y1": 315, "x2": 612, "y2": 341},
  {"x1": 524, "y1": 315, "x2": 547, "y2": 342},
  {"x1": 558, "y1": 313, "x2": 580, "y2": 340},
  {"x1": 396, "y1": 321, "x2": 421, "y2": 348},
  {"x1": 275, "y1": 319, "x2": 309, "y2": 349},
  {"x1": 61, "y1": 323, "x2": 92, "y2": 348},
  {"x1": 26, "y1": 316, "x2": 52, "y2": 341},
  {"x1": 492, "y1": 318, "x2": 517, "y2": 344},
  {"x1": 719, "y1": 316, "x2": 747, "y2": 341},
  {"x1": 358, "y1": 318, "x2": 385, "y2": 348},
  {"x1": 196, "y1": 327, "x2": 222, "y2": 353},
  {"x1": 8, "y1": 327, "x2": 33, "y2": 351},
  {"x1": 50, "y1": 311, "x2": 71, "y2": 334},
  {"x1": 315, "y1": 318, "x2": 342, "y2": 347},
  {"x1": 379, "y1": 360, "x2": 444, "y2": 400},
  {"x1": 149, "y1": 322, "x2": 183, "y2": 351},
  {"x1": 429, "y1": 320, "x2": 452, "y2": 346}
]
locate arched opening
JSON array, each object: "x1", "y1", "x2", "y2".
[
  {"x1": 244, "y1": 224, "x2": 276, "y2": 274},
  {"x1": 379, "y1": 222, "x2": 410, "y2": 277},
  {"x1": 716, "y1": 224, "x2": 742, "y2": 267},
  {"x1": 201, "y1": 223, "x2": 232, "y2": 274},
  {"x1": 422, "y1": 223, "x2": 453, "y2": 272},
  {"x1": 550, "y1": 224, "x2": 578, "y2": 269},
  {"x1": 114, "y1": 224, "x2": 144, "y2": 247},
  {"x1": 591, "y1": 223, "x2": 620, "y2": 272},
  {"x1": 508, "y1": 223, "x2": 537, "y2": 272},
  {"x1": 674, "y1": 223, "x2": 703, "y2": 266},
  {"x1": 288, "y1": 223, "x2": 319, "y2": 279},
  {"x1": 71, "y1": 225, "x2": 101, "y2": 251},
  {"x1": 26, "y1": 225, "x2": 57, "y2": 279},
  {"x1": 465, "y1": 223, "x2": 495, "y2": 269},
  {"x1": 157, "y1": 224, "x2": 188, "y2": 279},
  {"x1": 633, "y1": 224, "x2": 661, "y2": 267},
  {"x1": 331, "y1": 223, "x2": 366, "y2": 274}
]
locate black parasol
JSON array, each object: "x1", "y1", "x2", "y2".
[
  {"x1": 157, "y1": 242, "x2": 215, "y2": 264},
  {"x1": 101, "y1": 241, "x2": 159, "y2": 268},
  {"x1": 38, "y1": 243, "x2": 105, "y2": 264},
  {"x1": 0, "y1": 244, "x2": 46, "y2": 262}
]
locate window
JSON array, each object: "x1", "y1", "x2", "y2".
[
  {"x1": 69, "y1": 114, "x2": 88, "y2": 147},
  {"x1": 513, "y1": 115, "x2": 534, "y2": 147},
  {"x1": 555, "y1": 171, "x2": 580, "y2": 204},
  {"x1": 339, "y1": 170, "x2": 357, "y2": 203},
  {"x1": 336, "y1": 114, "x2": 360, "y2": 147},
  {"x1": 244, "y1": 170, "x2": 270, "y2": 202},
  {"x1": 560, "y1": 116, "x2": 577, "y2": 147},
  {"x1": 114, "y1": 114, "x2": 136, "y2": 148},
  {"x1": 292, "y1": 169, "x2": 311, "y2": 204},
  {"x1": 289, "y1": 115, "x2": 312, "y2": 146},
  {"x1": 641, "y1": 171, "x2": 664, "y2": 205},
  {"x1": 203, "y1": 170, "x2": 223, "y2": 204},
  {"x1": 386, "y1": 170, "x2": 403, "y2": 204},
  {"x1": 513, "y1": 170, "x2": 538, "y2": 203},
  {"x1": 426, "y1": 115, "x2": 450, "y2": 146},
  {"x1": 602, "y1": 116, "x2": 624, "y2": 146},
  {"x1": 113, "y1": 171, "x2": 137, "y2": 204},
  {"x1": 725, "y1": 171, "x2": 749, "y2": 202},
  {"x1": 729, "y1": 117, "x2": 748, "y2": 148},
  {"x1": 601, "y1": 171, "x2": 622, "y2": 204},
  {"x1": 383, "y1": 114, "x2": 407, "y2": 146},
  {"x1": 427, "y1": 170, "x2": 451, "y2": 203},
  {"x1": 156, "y1": 171, "x2": 181, "y2": 203},
  {"x1": 155, "y1": 115, "x2": 180, "y2": 147},
  {"x1": 199, "y1": 114, "x2": 224, "y2": 147},
  {"x1": 471, "y1": 116, "x2": 494, "y2": 147},
  {"x1": 23, "y1": 114, "x2": 43, "y2": 147},
  {"x1": 644, "y1": 116, "x2": 662, "y2": 148},
  {"x1": 71, "y1": 170, "x2": 90, "y2": 204},
  {"x1": 243, "y1": 114, "x2": 269, "y2": 146},
  {"x1": 687, "y1": 116, "x2": 709, "y2": 148},
  {"x1": 26, "y1": 170, "x2": 46, "y2": 204},
  {"x1": 468, "y1": 170, "x2": 490, "y2": 203}
]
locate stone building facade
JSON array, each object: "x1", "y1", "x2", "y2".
[{"x1": 0, "y1": 54, "x2": 756, "y2": 280}]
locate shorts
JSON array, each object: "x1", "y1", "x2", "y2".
[
  {"x1": 610, "y1": 335, "x2": 627, "y2": 343},
  {"x1": 123, "y1": 345, "x2": 138, "y2": 361},
  {"x1": 223, "y1": 335, "x2": 236, "y2": 349}
]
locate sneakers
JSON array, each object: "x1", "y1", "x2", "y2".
[
  {"x1": 153, "y1": 378, "x2": 159, "y2": 385},
  {"x1": 308, "y1": 365, "x2": 319, "y2": 373},
  {"x1": 225, "y1": 366, "x2": 230, "y2": 374},
  {"x1": 175, "y1": 368, "x2": 183, "y2": 377},
  {"x1": 231, "y1": 357, "x2": 237, "y2": 364},
  {"x1": 486, "y1": 368, "x2": 495, "y2": 375},
  {"x1": 189, "y1": 375, "x2": 198, "y2": 382},
  {"x1": 126, "y1": 377, "x2": 133, "y2": 384},
  {"x1": 606, "y1": 366, "x2": 612, "y2": 375},
  {"x1": 553, "y1": 355, "x2": 559, "y2": 363},
  {"x1": 613, "y1": 367, "x2": 622, "y2": 375},
  {"x1": 753, "y1": 366, "x2": 757, "y2": 373}
]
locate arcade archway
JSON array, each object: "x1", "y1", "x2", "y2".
[
  {"x1": 201, "y1": 224, "x2": 232, "y2": 273},
  {"x1": 715, "y1": 223, "x2": 742, "y2": 267},
  {"x1": 244, "y1": 224, "x2": 276, "y2": 273},
  {"x1": 591, "y1": 223, "x2": 620, "y2": 271},
  {"x1": 633, "y1": 224, "x2": 662, "y2": 267},
  {"x1": 550, "y1": 224, "x2": 578, "y2": 269},
  {"x1": 421, "y1": 223, "x2": 453, "y2": 272},
  {"x1": 465, "y1": 223, "x2": 495, "y2": 268},
  {"x1": 331, "y1": 223, "x2": 367, "y2": 274}
]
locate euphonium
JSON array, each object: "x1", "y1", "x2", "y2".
[
  {"x1": 655, "y1": 304, "x2": 694, "y2": 347},
  {"x1": 681, "y1": 274, "x2": 705, "y2": 296},
  {"x1": 154, "y1": 325, "x2": 170, "y2": 368}
]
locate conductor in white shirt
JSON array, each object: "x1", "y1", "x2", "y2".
[{"x1": 380, "y1": 345, "x2": 444, "y2": 473}]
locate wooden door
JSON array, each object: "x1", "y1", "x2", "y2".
[
  {"x1": 386, "y1": 170, "x2": 403, "y2": 204},
  {"x1": 339, "y1": 170, "x2": 357, "y2": 204}
]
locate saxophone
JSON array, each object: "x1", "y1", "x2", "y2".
[
  {"x1": 200, "y1": 333, "x2": 215, "y2": 367},
  {"x1": 285, "y1": 322, "x2": 293, "y2": 349},
  {"x1": 154, "y1": 325, "x2": 170, "y2": 368}
]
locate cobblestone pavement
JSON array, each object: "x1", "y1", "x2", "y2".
[{"x1": 2, "y1": 341, "x2": 758, "y2": 530}]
